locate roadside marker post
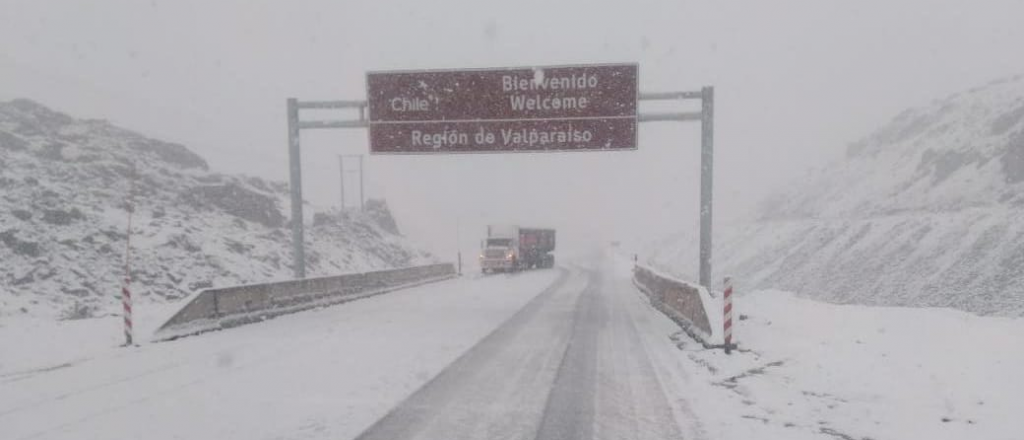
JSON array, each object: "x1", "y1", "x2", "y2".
[
  {"x1": 121, "y1": 167, "x2": 136, "y2": 347},
  {"x1": 723, "y1": 276, "x2": 734, "y2": 354},
  {"x1": 122, "y1": 279, "x2": 133, "y2": 346}
]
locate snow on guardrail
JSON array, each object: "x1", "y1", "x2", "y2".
[
  {"x1": 632, "y1": 263, "x2": 723, "y2": 346},
  {"x1": 153, "y1": 263, "x2": 457, "y2": 341}
]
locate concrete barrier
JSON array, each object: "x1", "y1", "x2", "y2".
[
  {"x1": 633, "y1": 264, "x2": 716, "y2": 343},
  {"x1": 154, "y1": 263, "x2": 456, "y2": 341}
]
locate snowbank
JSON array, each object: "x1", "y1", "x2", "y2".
[{"x1": 659, "y1": 288, "x2": 1024, "y2": 440}]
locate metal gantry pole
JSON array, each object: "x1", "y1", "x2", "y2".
[
  {"x1": 637, "y1": 87, "x2": 715, "y2": 290},
  {"x1": 287, "y1": 98, "x2": 306, "y2": 279},
  {"x1": 288, "y1": 99, "x2": 367, "y2": 280},
  {"x1": 699, "y1": 86, "x2": 715, "y2": 289}
]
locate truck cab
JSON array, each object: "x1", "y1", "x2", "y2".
[
  {"x1": 479, "y1": 225, "x2": 555, "y2": 273},
  {"x1": 480, "y1": 226, "x2": 519, "y2": 273}
]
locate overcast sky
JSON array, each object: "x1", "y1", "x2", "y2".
[{"x1": 2, "y1": 0, "x2": 1023, "y2": 262}]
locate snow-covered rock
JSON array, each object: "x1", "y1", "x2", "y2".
[
  {"x1": 0, "y1": 99, "x2": 434, "y2": 320},
  {"x1": 651, "y1": 75, "x2": 1024, "y2": 316}
]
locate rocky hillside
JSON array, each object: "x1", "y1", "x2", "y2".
[
  {"x1": 651, "y1": 75, "x2": 1024, "y2": 316},
  {"x1": 0, "y1": 99, "x2": 434, "y2": 320}
]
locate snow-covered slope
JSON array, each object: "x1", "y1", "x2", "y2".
[
  {"x1": 651, "y1": 74, "x2": 1024, "y2": 316},
  {"x1": 0, "y1": 99, "x2": 434, "y2": 320}
]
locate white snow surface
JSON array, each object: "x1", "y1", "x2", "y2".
[
  {"x1": 0, "y1": 270, "x2": 560, "y2": 440},
  {"x1": 622, "y1": 264, "x2": 1024, "y2": 439},
  {"x1": 3, "y1": 252, "x2": 1019, "y2": 440},
  {"x1": 650, "y1": 75, "x2": 1024, "y2": 316}
]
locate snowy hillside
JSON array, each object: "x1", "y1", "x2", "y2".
[
  {"x1": 0, "y1": 99, "x2": 434, "y2": 320},
  {"x1": 651, "y1": 74, "x2": 1024, "y2": 316}
]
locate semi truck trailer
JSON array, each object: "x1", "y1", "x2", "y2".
[{"x1": 479, "y1": 225, "x2": 556, "y2": 273}]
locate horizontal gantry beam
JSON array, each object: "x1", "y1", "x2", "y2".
[{"x1": 292, "y1": 90, "x2": 703, "y2": 128}]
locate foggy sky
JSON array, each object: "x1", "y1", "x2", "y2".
[{"x1": 2, "y1": 0, "x2": 1023, "y2": 263}]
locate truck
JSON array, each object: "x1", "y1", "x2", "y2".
[{"x1": 479, "y1": 225, "x2": 556, "y2": 273}]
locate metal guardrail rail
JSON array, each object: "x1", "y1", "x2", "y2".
[
  {"x1": 154, "y1": 263, "x2": 456, "y2": 340},
  {"x1": 633, "y1": 265, "x2": 713, "y2": 339}
]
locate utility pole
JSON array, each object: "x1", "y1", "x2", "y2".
[
  {"x1": 456, "y1": 217, "x2": 462, "y2": 276},
  {"x1": 358, "y1": 155, "x2": 365, "y2": 211},
  {"x1": 338, "y1": 155, "x2": 345, "y2": 210},
  {"x1": 340, "y1": 154, "x2": 366, "y2": 212}
]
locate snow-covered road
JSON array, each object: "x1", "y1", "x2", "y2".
[
  {"x1": 355, "y1": 261, "x2": 701, "y2": 440},
  {"x1": 1, "y1": 259, "x2": 704, "y2": 440},
  {"x1": 1, "y1": 269, "x2": 567, "y2": 440}
]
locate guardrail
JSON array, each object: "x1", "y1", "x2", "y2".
[
  {"x1": 633, "y1": 264, "x2": 717, "y2": 344},
  {"x1": 154, "y1": 263, "x2": 456, "y2": 341}
]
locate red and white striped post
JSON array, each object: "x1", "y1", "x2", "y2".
[
  {"x1": 122, "y1": 278, "x2": 133, "y2": 346},
  {"x1": 122, "y1": 172, "x2": 135, "y2": 347},
  {"x1": 723, "y1": 276, "x2": 734, "y2": 354}
]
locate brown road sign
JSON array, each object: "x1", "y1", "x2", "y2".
[
  {"x1": 366, "y1": 63, "x2": 638, "y2": 154},
  {"x1": 370, "y1": 118, "x2": 636, "y2": 154}
]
